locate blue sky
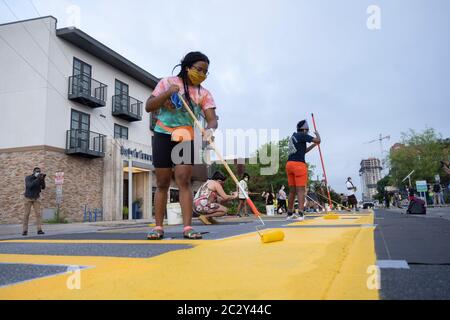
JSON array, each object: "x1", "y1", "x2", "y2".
[{"x1": 1, "y1": 0, "x2": 449, "y2": 196}]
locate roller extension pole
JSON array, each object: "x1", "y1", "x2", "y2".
[
  {"x1": 311, "y1": 113, "x2": 333, "y2": 210},
  {"x1": 176, "y1": 93, "x2": 265, "y2": 226}
]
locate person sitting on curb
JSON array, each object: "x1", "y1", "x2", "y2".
[
  {"x1": 23, "y1": 167, "x2": 46, "y2": 236},
  {"x1": 194, "y1": 171, "x2": 238, "y2": 225}
]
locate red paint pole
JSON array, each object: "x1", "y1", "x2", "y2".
[{"x1": 311, "y1": 113, "x2": 333, "y2": 210}]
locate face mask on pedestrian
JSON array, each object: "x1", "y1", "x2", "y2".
[
  {"x1": 187, "y1": 68, "x2": 207, "y2": 86},
  {"x1": 34, "y1": 171, "x2": 40, "y2": 178}
]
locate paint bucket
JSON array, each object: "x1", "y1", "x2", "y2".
[
  {"x1": 167, "y1": 203, "x2": 183, "y2": 225},
  {"x1": 266, "y1": 205, "x2": 275, "y2": 216}
]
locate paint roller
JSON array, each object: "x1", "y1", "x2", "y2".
[
  {"x1": 311, "y1": 114, "x2": 339, "y2": 220},
  {"x1": 175, "y1": 92, "x2": 284, "y2": 244}
]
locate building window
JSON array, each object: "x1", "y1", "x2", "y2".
[
  {"x1": 72, "y1": 58, "x2": 92, "y2": 95},
  {"x1": 69, "y1": 109, "x2": 90, "y2": 150},
  {"x1": 114, "y1": 79, "x2": 129, "y2": 111},
  {"x1": 71, "y1": 109, "x2": 90, "y2": 132},
  {"x1": 114, "y1": 124, "x2": 128, "y2": 140},
  {"x1": 115, "y1": 79, "x2": 129, "y2": 96}
]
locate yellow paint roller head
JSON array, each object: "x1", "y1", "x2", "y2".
[
  {"x1": 259, "y1": 229, "x2": 285, "y2": 243},
  {"x1": 324, "y1": 213, "x2": 339, "y2": 220}
]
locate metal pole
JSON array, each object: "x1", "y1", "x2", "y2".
[
  {"x1": 149, "y1": 171, "x2": 153, "y2": 221},
  {"x1": 311, "y1": 113, "x2": 333, "y2": 210},
  {"x1": 128, "y1": 155, "x2": 133, "y2": 221}
]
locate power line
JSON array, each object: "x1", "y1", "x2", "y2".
[
  {"x1": 0, "y1": 30, "x2": 127, "y2": 151},
  {"x1": 0, "y1": 2, "x2": 152, "y2": 151}
]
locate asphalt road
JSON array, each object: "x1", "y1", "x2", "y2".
[
  {"x1": 2, "y1": 210, "x2": 450, "y2": 299},
  {"x1": 375, "y1": 209, "x2": 450, "y2": 300}
]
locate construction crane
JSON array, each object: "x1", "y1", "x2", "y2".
[
  {"x1": 365, "y1": 134, "x2": 391, "y2": 155},
  {"x1": 365, "y1": 134, "x2": 391, "y2": 175}
]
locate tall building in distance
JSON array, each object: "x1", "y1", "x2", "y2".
[{"x1": 359, "y1": 158, "x2": 382, "y2": 201}]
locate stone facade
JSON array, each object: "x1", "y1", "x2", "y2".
[{"x1": 0, "y1": 147, "x2": 103, "y2": 224}]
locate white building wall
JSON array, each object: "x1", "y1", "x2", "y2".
[
  {"x1": 1, "y1": 16, "x2": 155, "y2": 151},
  {"x1": 46, "y1": 32, "x2": 155, "y2": 150},
  {"x1": 0, "y1": 17, "x2": 53, "y2": 149},
  {"x1": 46, "y1": 25, "x2": 154, "y2": 150}
]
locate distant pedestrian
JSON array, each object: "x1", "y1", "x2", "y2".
[
  {"x1": 262, "y1": 190, "x2": 275, "y2": 215},
  {"x1": 277, "y1": 185, "x2": 287, "y2": 214},
  {"x1": 236, "y1": 173, "x2": 251, "y2": 217},
  {"x1": 346, "y1": 177, "x2": 359, "y2": 211},
  {"x1": 23, "y1": 168, "x2": 46, "y2": 236},
  {"x1": 433, "y1": 182, "x2": 444, "y2": 206}
]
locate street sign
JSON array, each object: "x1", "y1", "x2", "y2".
[
  {"x1": 56, "y1": 184, "x2": 63, "y2": 204},
  {"x1": 55, "y1": 172, "x2": 64, "y2": 185},
  {"x1": 416, "y1": 180, "x2": 427, "y2": 192}
]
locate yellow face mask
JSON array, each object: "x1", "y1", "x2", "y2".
[{"x1": 187, "y1": 68, "x2": 207, "y2": 86}]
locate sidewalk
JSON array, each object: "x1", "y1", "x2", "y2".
[
  {"x1": 0, "y1": 215, "x2": 278, "y2": 240},
  {"x1": 0, "y1": 219, "x2": 155, "y2": 240}
]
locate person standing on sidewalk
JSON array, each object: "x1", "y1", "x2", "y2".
[
  {"x1": 236, "y1": 173, "x2": 251, "y2": 217},
  {"x1": 346, "y1": 177, "x2": 359, "y2": 211},
  {"x1": 276, "y1": 185, "x2": 287, "y2": 214},
  {"x1": 433, "y1": 182, "x2": 444, "y2": 206},
  {"x1": 23, "y1": 167, "x2": 46, "y2": 236}
]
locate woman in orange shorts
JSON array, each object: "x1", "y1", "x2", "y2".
[{"x1": 285, "y1": 120, "x2": 321, "y2": 220}]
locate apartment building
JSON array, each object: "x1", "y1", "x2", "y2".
[
  {"x1": 359, "y1": 158, "x2": 382, "y2": 201},
  {"x1": 0, "y1": 16, "x2": 208, "y2": 224}
]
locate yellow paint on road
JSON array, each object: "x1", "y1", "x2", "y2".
[
  {"x1": 289, "y1": 214, "x2": 374, "y2": 226},
  {"x1": 0, "y1": 213, "x2": 379, "y2": 300}
]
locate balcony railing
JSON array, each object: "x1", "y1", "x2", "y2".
[
  {"x1": 65, "y1": 129, "x2": 105, "y2": 158},
  {"x1": 68, "y1": 74, "x2": 107, "y2": 108},
  {"x1": 112, "y1": 94, "x2": 143, "y2": 122}
]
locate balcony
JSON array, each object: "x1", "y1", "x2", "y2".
[
  {"x1": 65, "y1": 129, "x2": 105, "y2": 158},
  {"x1": 68, "y1": 74, "x2": 107, "y2": 108},
  {"x1": 112, "y1": 94, "x2": 143, "y2": 122}
]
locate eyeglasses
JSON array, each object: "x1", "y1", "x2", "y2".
[{"x1": 191, "y1": 65, "x2": 209, "y2": 76}]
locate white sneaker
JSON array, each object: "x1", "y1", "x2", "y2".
[
  {"x1": 286, "y1": 214, "x2": 296, "y2": 221},
  {"x1": 287, "y1": 214, "x2": 304, "y2": 221}
]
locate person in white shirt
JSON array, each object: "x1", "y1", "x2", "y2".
[
  {"x1": 346, "y1": 177, "x2": 359, "y2": 211},
  {"x1": 236, "y1": 173, "x2": 250, "y2": 217},
  {"x1": 277, "y1": 185, "x2": 287, "y2": 214}
]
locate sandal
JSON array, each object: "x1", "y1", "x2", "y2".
[
  {"x1": 147, "y1": 228, "x2": 164, "y2": 240},
  {"x1": 183, "y1": 228, "x2": 202, "y2": 240},
  {"x1": 199, "y1": 215, "x2": 212, "y2": 225}
]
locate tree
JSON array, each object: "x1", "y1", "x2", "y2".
[
  {"x1": 389, "y1": 128, "x2": 449, "y2": 187},
  {"x1": 212, "y1": 137, "x2": 316, "y2": 212},
  {"x1": 373, "y1": 175, "x2": 391, "y2": 202}
]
